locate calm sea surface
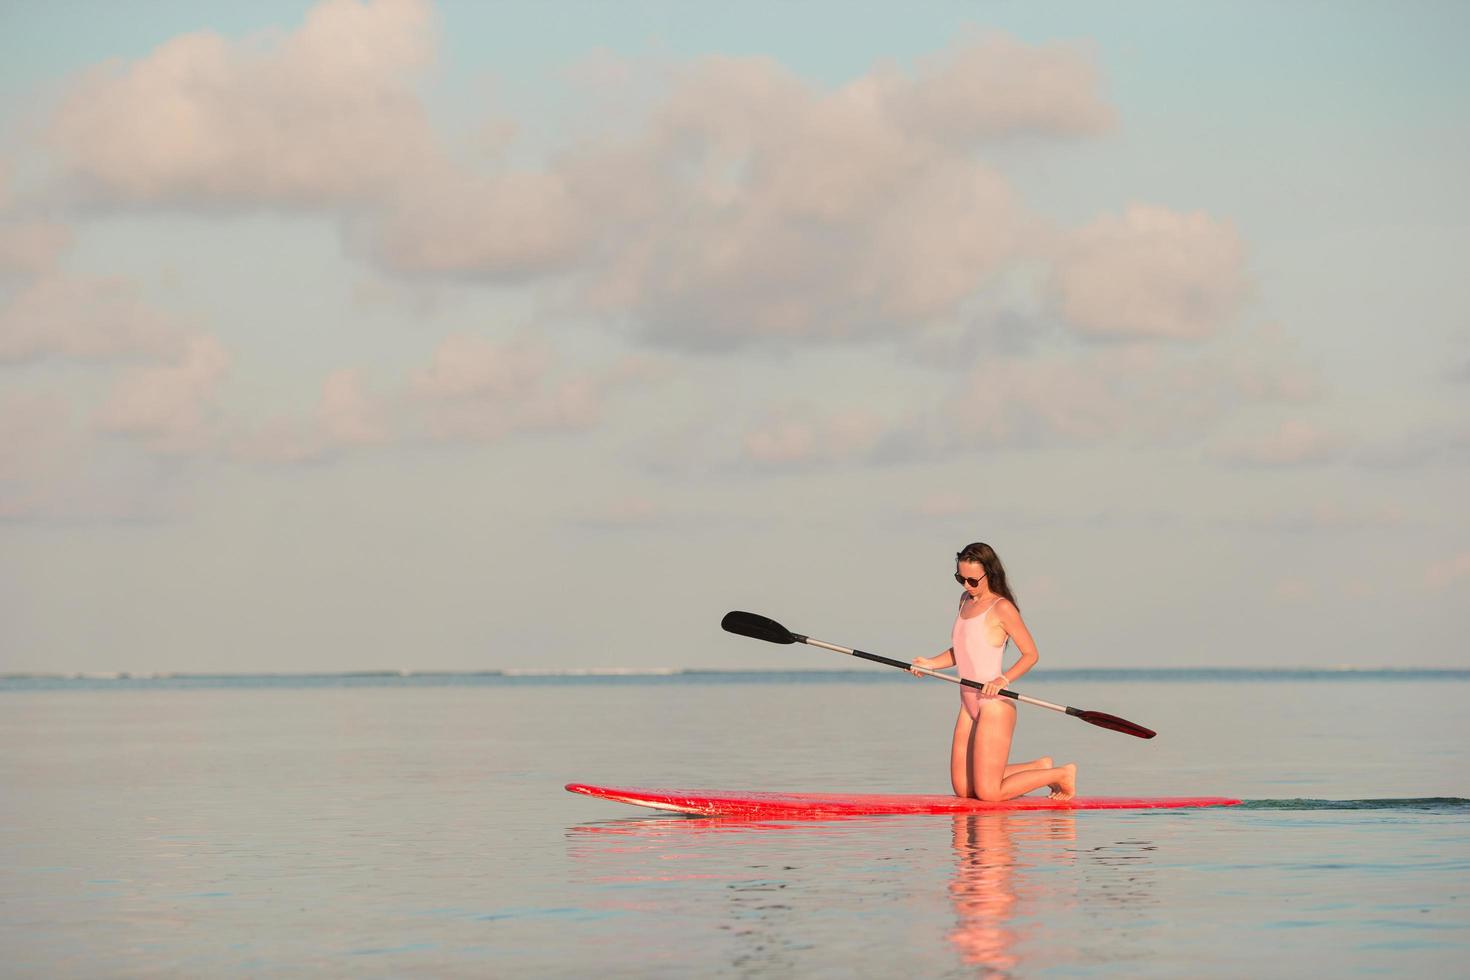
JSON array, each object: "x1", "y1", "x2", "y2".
[{"x1": 2, "y1": 671, "x2": 1467, "y2": 977}]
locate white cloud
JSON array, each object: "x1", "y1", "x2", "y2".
[
  {"x1": 1205, "y1": 420, "x2": 1346, "y2": 470},
  {"x1": 227, "y1": 343, "x2": 653, "y2": 467},
  {"x1": 77, "y1": 27, "x2": 1097, "y2": 344},
  {"x1": 0, "y1": 275, "x2": 186, "y2": 363},
  {"x1": 95, "y1": 335, "x2": 231, "y2": 454},
  {"x1": 944, "y1": 352, "x2": 1123, "y2": 446},
  {"x1": 741, "y1": 406, "x2": 887, "y2": 467},
  {"x1": 1272, "y1": 577, "x2": 1314, "y2": 602},
  {"x1": 876, "y1": 31, "x2": 1114, "y2": 144},
  {"x1": 581, "y1": 495, "x2": 661, "y2": 528},
  {"x1": 1424, "y1": 551, "x2": 1470, "y2": 590},
  {"x1": 514, "y1": 375, "x2": 601, "y2": 433},
  {"x1": 49, "y1": 0, "x2": 437, "y2": 207},
  {"x1": 742, "y1": 417, "x2": 819, "y2": 466},
  {"x1": 0, "y1": 389, "x2": 179, "y2": 522},
  {"x1": 320, "y1": 368, "x2": 392, "y2": 447},
  {"x1": 1048, "y1": 204, "x2": 1248, "y2": 340},
  {"x1": 411, "y1": 333, "x2": 548, "y2": 402},
  {"x1": 560, "y1": 52, "x2": 1038, "y2": 345},
  {"x1": 358, "y1": 169, "x2": 585, "y2": 278},
  {"x1": 1214, "y1": 418, "x2": 1347, "y2": 467},
  {"x1": 719, "y1": 331, "x2": 1325, "y2": 474},
  {"x1": 408, "y1": 333, "x2": 606, "y2": 444},
  {"x1": 1219, "y1": 323, "x2": 1321, "y2": 403},
  {"x1": 232, "y1": 367, "x2": 395, "y2": 465},
  {"x1": 936, "y1": 344, "x2": 1285, "y2": 450},
  {"x1": 912, "y1": 492, "x2": 976, "y2": 519},
  {"x1": 36, "y1": 9, "x2": 1257, "y2": 355},
  {"x1": 0, "y1": 220, "x2": 72, "y2": 278}
]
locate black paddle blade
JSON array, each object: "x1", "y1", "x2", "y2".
[
  {"x1": 721, "y1": 611, "x2": 798, "y2": 645},
  {"x1": 1076, "y1": 710, "x2": 1156, "y2": 739}
]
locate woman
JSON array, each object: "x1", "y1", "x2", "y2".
[{"x1": 911, "y1": 543, "x2": 1077, "y2": 801}]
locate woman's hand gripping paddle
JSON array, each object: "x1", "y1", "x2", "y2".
[{"x1": 721, "y1": 610, "x2": 1156, "y2": 739}]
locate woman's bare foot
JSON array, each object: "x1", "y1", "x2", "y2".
[{"x1": 1048, "y1": 763, "x2": 1077, "y2": 800}]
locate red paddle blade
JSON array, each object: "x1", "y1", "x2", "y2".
[{"x1": 1076, "y1": 710, "x2": 1156, "y2": 739}]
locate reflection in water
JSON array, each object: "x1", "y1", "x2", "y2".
[
  {"x1": 566, "y1": 816, "x2": 877, "y2": 973},
  {"x1": 566, "y1": 812, "x2": 1162, "y2": 975},
  {"x1": 723, "y1": 872, "x2": 801, "y2": 976},
  {"x1": 947, "y1": 813, "x2": 1075, "y2": 975}
]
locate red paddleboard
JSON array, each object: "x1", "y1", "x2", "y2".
[{"x1": 566, "y1": 783, "x2": 1241, "y2": 817}]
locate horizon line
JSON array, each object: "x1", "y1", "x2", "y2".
[{"x1": 4, "y1": 665, "x2": 1467, "y2": 681}]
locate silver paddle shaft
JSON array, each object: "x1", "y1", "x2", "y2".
[{"x1": 801, "y1": 636, "x2": 1069, "y2": 714}]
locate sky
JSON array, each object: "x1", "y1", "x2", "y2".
[{"x1": 1, "y1": 0, "x2": 1466, "y2": 673}]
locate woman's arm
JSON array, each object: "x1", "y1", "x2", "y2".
[
  {"x1": 984, "y1": 600, "x2": 1039, "y2": 695},
  {"x1": 910, "y1": 647, "x2": 956, "y2": 674}
]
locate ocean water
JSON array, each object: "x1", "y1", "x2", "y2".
[{"x1": 2, "y1": 672, "x2": 1467, "y2": 977}]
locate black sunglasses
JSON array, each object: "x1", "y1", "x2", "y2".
[{"x1": 954, "y1": 573, "x2": 985, "y2": 587}]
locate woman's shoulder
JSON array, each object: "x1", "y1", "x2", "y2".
[{"x1": 991, "y1": 596, "x2": 1021, "y2": 619}]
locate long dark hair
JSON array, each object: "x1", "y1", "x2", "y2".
[{"x1": 956, "y1": 542, "x2": 1018, "y2": 608}]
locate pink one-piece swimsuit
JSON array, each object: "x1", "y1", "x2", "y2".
[{"x1": 952, "y1": 595, "x2": 1014, "y2": 720}]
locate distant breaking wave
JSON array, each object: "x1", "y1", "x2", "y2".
[{"x1": 1240, "y1": 798, "x2": 1470, "y2": 812}]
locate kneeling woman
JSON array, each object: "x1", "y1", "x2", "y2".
[{"x1": 911, "y1": 542, "x2": 1077, "y2": 801}]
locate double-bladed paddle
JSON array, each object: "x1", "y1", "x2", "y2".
[{"x1": 721, "y1": 610, "x2": 1156, "y2": 739}]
